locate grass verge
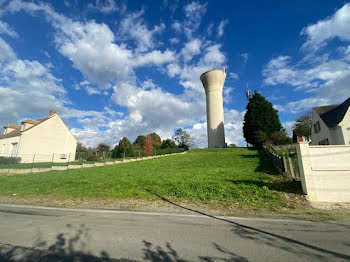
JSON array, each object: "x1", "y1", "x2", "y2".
[{"x1": 0, "y1": 148, "x2": 346, "y2": 220}]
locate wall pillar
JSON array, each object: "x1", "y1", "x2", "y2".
[{"x1": 296, "y1": 142, "x2": 318, "y2": 201}]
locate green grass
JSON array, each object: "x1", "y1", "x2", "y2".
[{"x1": 0, "y1": 148, "x2": 302, "y2": 210}]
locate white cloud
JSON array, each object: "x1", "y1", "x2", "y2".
[
  {"x1": 181, "y1": 38, "x2": 201, "y2": 61},
  {"x1": 217, "y1": 19, "x2": 228, "y2": 37},
  {"x1": 302, "y1": 3, "x2": 350, "y2": 50},
  {"x1": 119, "y1": 10, "x2": 165, "y2": 52},
  {"x1": 229, "y1": 72, "x2": 238, "y2": 80},
  {"x1": 0, "y1": 20, "x2": 18, "y2": 38},
  {"x1": 88, "y1": 0, "x2": 118, "y2": 14},
  {"x1": 183, "y1": 1, "x2": 207, "y2": 38},
  {"x1": 240, "y1": 53, "x2": 248, "y2": 64}
]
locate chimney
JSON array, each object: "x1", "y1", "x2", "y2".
[{"x1": 49, "y1": 110, "x2": 56, "y2": 116}]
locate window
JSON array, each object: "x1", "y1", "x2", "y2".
[
  {"x1": 11, "y1": 143, "x2": 18, "y2": 156},
  {"x1": 318, "y1": 138, "x2": 329, "y2": 145},
  {"x1": 314, "y1": 121, "x2": 321, "y2": 133}
]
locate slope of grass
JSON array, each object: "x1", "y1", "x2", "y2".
[{"x1": 0, "y1": 148, "x2": 302, "y2": 210}]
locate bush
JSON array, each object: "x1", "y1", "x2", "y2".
[
  {"x1": 86, "y1": 155, "x2": 98, "y2": 161},
  {"x1": 0, "y1": 157, "x2": 21, "y2": 165}
]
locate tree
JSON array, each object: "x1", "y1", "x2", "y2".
[
  {"x1": 133, "y1": 135, "x2": 146, "y2": 150},
  {"x1": 270, "y1": 129, "x2": 292, "y2": 145},
  {"x1": 161, "y1": 139, "x2": 177, "y2": 149},
  {"x1": 112, "y1": 137, "x2": 133, "y2": 158},
  {"x1": 76, "y1": 142, "x2": 88, "y2": 152},
  {"x1": 243, "y1": 92, "x2": 282, "y2": 148},
  {"x1": 173, "y1": 128, "x2": 192, "y2": 149},
  {"x1": 293, "y1": 112, "x2": 312, "y2": 140},
  {"x1": 150, "y1": 133, "x2": 162, "y2": 149},
  {"x1": 143, "y1": 135, "x2": 153, "y2": 156},
  {"x1": 97, "y1": 143, "x2": 110, "y2": 152}
]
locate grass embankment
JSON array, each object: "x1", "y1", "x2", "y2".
[{"x1": 0, "y1": 148, "x2": 306, "y2": 212}]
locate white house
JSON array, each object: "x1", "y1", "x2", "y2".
[
  {"x1": 0, "y1": 110, "x2": 77, "y2": 162},
  {"x1": 311, "y1": 97, "x2": 350, "y2": 145}
]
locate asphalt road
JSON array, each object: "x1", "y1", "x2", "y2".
[{"x1": 0, "y1": 204, "x2": 350, "y2": 262}]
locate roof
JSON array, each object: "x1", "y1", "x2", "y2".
[
  {"x1": 313, "y1": 97, "x2": 350, "y2": 128},
  {"x1": 0, "y1": 115, "x2": 51, "y2": 140}
]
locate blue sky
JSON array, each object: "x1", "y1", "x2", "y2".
[{"x1": 0, "y1": 0, "x2": 350, "y2": 147}]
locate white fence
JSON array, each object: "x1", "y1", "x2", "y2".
[{"x1": 296, "y1": 142, "x2": 350, "y2": 202}]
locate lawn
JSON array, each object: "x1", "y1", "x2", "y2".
[{"x1": 0, "y1": 148, "x2": 302, "y2": 211}]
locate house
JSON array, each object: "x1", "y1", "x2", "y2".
[
  {"x1": 0, "y1": 110, "x2": 77, "y2": 162},
  {"x1": 311, "y1": 97, "x2": 350, "y2": 145}
]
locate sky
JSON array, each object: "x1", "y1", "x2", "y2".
[{"x1": 0, "y1": 0, "x2": 350, "y2": 148}]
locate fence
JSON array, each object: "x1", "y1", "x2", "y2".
[
  {"x1": 296, "y1": 142, "x2": 350, "y2": 202},
  {"x1": 263, "y1": 145, "x2": 300, "y2": 181},
  {"x1": 0, "y1": 147, "x2": 186, "y2": 174}
]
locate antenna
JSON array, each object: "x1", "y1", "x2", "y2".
[{"x1": 245, "y1": 83, "x2": 252, "y2": 100}]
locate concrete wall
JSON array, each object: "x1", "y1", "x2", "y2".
[
  {"x1": 200, "y1": 69, "x2": 226, "y2": 148},
  {"x1": 296, "y1": 142, "x2": 350, "y2": 202}
]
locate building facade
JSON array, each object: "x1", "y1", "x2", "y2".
[
  {"x1": 0, "y1": 110, "x2": 77, "y2": 162},
  {"x1": 311, "y1": 98, "x2": 350, "y2": 145}
]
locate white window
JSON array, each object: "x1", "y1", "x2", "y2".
[{"x1": 11, "y1": 143, "x2": 18, "y2": 156}]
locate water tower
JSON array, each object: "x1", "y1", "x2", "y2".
[{"x1": 200, "y1": 69, "x2": 226, "y2": 148}]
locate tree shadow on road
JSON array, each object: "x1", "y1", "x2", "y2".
[
  {"x1": 145, "y1": 189, "x2": 350, "y2": 261},
  {"x1": 142, "y1": 240, "x2": 249, "y2": 262},
  {"x1": 0, "y1": 224, "x2": 134, "y2": 262},
  {"x1": 0, "y1": 223, "x2": 248, "y2": 262}
]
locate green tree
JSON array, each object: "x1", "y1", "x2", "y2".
[
  {"x1": 112, "y1": 137, "x2": 133, "y2": 158},
  {"x1": 133, "y1": 135, "x2": 146, "y2": 150},
  {"x1": 161, "y1": 139, "x2": 177, "y2": 149},
  {"x1": 143, "y1": 135, "x2": 153, "y2": 156},
  {"x1": 293, "y1": 112, "x2": 312, "y2": 140},
  {"x1": 150, "y1": 133, "x2": 162, "y2": 149},
  {"x1": 243, "y1": 92, "x2": 282, "y2": 148},
  {"x1": 76, "y1": 142, "x2": 88, "y2": 152},
  {"x1": 173, "y1": 128, "x2": 192, "y2": 149},
  {"x1": 270, "y1": 129, "x2": 292, "y2": 145},
  {"x1": 97, "y1": 143, "x2": 110, "y2": 152}
]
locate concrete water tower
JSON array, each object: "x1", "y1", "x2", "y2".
[{"x1": 200, "y1": 69, "x2": 226, "y2": 148}]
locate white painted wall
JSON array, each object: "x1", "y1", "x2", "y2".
[
  {"x1": 296, "y1": 142, "x2": 350, "y2": 202},
  {"x1": 339, "y1": 108, "x2": 350, "y2": 145},
  {"x1": 311, "y1": 108, "x2": 350, "y2": 145},
  {"x1": 0, "y1": 136, "x2": 20, "y2": 156},
  {"x1": 311, "y1": 110, "x2": 332, "y2": 145},
  {"x1": 18, "y1": 115, "x2": 77, "y2": 162},
  {"x1": 0, "y1": 114, "x2": 77, "y2": 163}
]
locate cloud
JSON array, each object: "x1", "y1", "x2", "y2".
[
  {"x1": 181, "y1": 38, "x2": 201, "y2": 61},
  {"x1": 217, "y1": 19, "x2": 228, "y2": 37},
  {"x1": 0, "y1": 20, "x2": 18, "y2": 38},
  {"x1": 183, "y1": 1, "x2": 207, "y2": 38},
  {"x1": 240, "y1": 53, "x2": 248, "y2": 64},
  {"x1": 118, "y1": 10, "x2": 165, "y2": 51},
  {"x1": 88, "y1": 0, "x2": 118, "y2": 14},
  {"x1": 229, "y1": 72, "x2": 238, "y2": 80},
  {"x1": 302, "y1": 3, "x2": 350, "y2": 50}
]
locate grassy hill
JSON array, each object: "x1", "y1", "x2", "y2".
[{"x1": 0, "y1": 148, "x2": 303, "y2": 212}]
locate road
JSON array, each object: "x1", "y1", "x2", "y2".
[{"x1": 0, "y1": 204, "x2": 349, "y2": 261}]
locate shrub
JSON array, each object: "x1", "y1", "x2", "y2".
[
  {"x1": 0, "y1": 157, "x2": 21, "y2": 164},
  {"x1": 86, "y1": 155, "x2": 98, "y2": 161}
]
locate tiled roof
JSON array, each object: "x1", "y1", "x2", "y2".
[
  {"x1": 0, "y1": 115, "x2": 51, "y2": 140},
  {"x1": 313, "y1": 97, "x2": 350, "y2": 128}
]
